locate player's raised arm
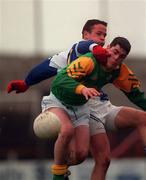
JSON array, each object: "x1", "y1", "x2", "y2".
[
  {"x1": 7, "y1": 58, "x2": 58, "y2": 93},
  {"x1": 113, "y1": 63, "x2": 146, "y2": 110}
]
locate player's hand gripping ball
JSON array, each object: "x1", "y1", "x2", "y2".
[{"x1": 33, "y1": 111, "x2": 61, "y2": 139}]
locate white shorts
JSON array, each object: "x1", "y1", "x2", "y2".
[
  {"x1": 41, "y1": 92, "x2": 90, "y2": 127},
  {"x1": 89, "y1": 97, "x2": 123, "y2": 136}
]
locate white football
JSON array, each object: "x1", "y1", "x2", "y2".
[{"x1": 33, "y1": 111, "x2": 61, "y2": 139}]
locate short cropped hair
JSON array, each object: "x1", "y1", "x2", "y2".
[
  {"x1": 110, "y1": 37, "x2": 131, "y2": 55},
  {"x1": 82, "y1": 19, "x2": 107, "y2": 35}
]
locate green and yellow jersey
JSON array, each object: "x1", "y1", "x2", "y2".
[{"x1": 51, "y1": 52, "x2": 146, "y2": 110}]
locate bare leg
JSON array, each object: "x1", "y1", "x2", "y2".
[
  {"x1": 115, "y1": 107, "x2": 146, "y2": 146},
  {"x1": 67, "y1": 125, "x2": 90, "y2": 165},
  {"x1": 49, "y1": 108, "x2": 90, "y2": 166},
  {"x1": 90, "y1": 133, "x2": 111, "y2": 180},
  {"x1": 48, "y1": 108, "x2": 74, "y2": 165}
]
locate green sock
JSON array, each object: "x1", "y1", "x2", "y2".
[{"x1": 53, "y1": 174, "x2": 64, "y2": 180}]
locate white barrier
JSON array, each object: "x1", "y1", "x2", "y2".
[{"x1": 0, "y1": 159, "x2": 145, "y2": 180}]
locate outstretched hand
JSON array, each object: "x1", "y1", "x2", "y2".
[
  {"x1": 81, "y1": 87, "x2": 100, "y2": 100},
  {"x1": 7, "y1": 80, "x2": 29, "y2": 93}
]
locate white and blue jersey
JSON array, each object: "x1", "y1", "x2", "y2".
[
  {"x1": 24, "y1": 39, "x2": 109, "y2": 101},
  {"x1": 25, "y1": 40, "x2": 97, "y2": 86},
  {"x1": 67, "y1": 40, "x2": 97, "y2": 64}
]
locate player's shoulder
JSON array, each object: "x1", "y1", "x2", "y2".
[
  {"x1": 78, "y1": 39, "x2": 95, "y2": 45},
  {"x1": 120, "y1": 63, "x2": 134, "y2": 74},
  {"x1": 71, "y1": 39, "x2": 95, "y2": 47},
  {"x1": 53, "y1": 51, "x2": 68, "y2": 59}
]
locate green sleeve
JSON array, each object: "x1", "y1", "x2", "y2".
[
  {"x1": 52, "y1": 71, "x2": 80, "y2": 94},
  {"x1": 123, "y1": 88, "x2": 146, "y2": 111},
  {"x1": 51, "y1": 68, "x2": 88, "y2": 106},
  {"x1": 51, "y1": 68, "x2": 80, "y2": 95}
]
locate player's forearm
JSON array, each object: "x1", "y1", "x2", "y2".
[
  {"x1": 124, "y1": 88, "x2": 146, "y2": 111},
  {"x1": 25, "y1": 59, "x2": 57, "y2": 86},
  {"x1": 52, "y1": 73, "x2": 81, "y2": 95},
  {"x1": 7, "y1": 58, "x2": 58, "y2": 94}
]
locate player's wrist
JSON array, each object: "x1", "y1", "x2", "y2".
[
  {"x1": 24, "y1": 79, "x2": 30, "y2": 88},
  {"x1": 75, "y1": 84, "x2": 86, "y2": 94}
]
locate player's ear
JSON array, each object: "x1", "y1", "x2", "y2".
[
  {"x1": 83, "y1": 30, "x2": 89, "y2": 40},
  {"x1": 106, "y1": 44, "x2": 110, "y2": 49}
]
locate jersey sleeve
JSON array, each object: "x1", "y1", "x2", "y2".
[
  {"x1": 123, "y1": 88, "x2": 146, "y2": 111},
  {"x1": 52, "y1": 56, "x2": 94, "y2": 96},
  {"x1": 67, "y1": 40, "x2": 97, "y2": 64},
  {"x1": 25, "y1": 52, "x2": 68, "y2": 86},
  {"x1": 76, "y1": 40, "x2": 97, "y2": 55},
  {"x1": 25, "y1": 58, "x2": 57, "y2": 86},
  {"x1": 66, "y1": 56, "x2": 95, "y2": 94},
  {"x1": 113, "y1": 63, "x2": 140, "y2": 92},
  {"x1": 113, "y1": 63, "x2": 146, "y2": 110},
  {"x1": 49, "y1": 51, "x2": 68, "y2": 69}
]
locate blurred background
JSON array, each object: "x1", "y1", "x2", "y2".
[{"x1": 0, "y1": 0, "x2": 146, "y2": 179}]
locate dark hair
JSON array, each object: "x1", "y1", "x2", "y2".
[
  {"x1": 110, "y1": 36, "x2": 131, "y2": 55},
  {"x1": 82, "y1": 19, "x2": 107, "y2": 35}
]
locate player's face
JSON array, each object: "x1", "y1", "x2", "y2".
[
  {"x1": 83, "y1": 24, "x2": 107, "y2": 46},
  {"x1": 105, "y1": 44, "x2": 127, "y2": 71}
]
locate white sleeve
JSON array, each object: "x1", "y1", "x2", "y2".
[
  {"x1": 89, "y1": 43, "x2": 98, "y2": 52},
  {"x1": 49, "y1": 51, "x2": 68, "y2": 70}
]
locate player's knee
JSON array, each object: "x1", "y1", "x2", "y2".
[
  {"x1": 95, "y1": 152, "x2": 111, "y2": 168},
  {"x1": 60, "y1": 125, "x2": 74, "y2": 143},
  {"x1": 142, "y1": 112, "x2": 146, "y2": 124},
  {"x1": 76, "y1": 149, "x2": 88, "y2": 163},
  {"x1": 137, "y1": 112, "x2": 146, "y2": 127},
  {"x1": 101, "y1": 155, "x2": 111, "y2": 168}
]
